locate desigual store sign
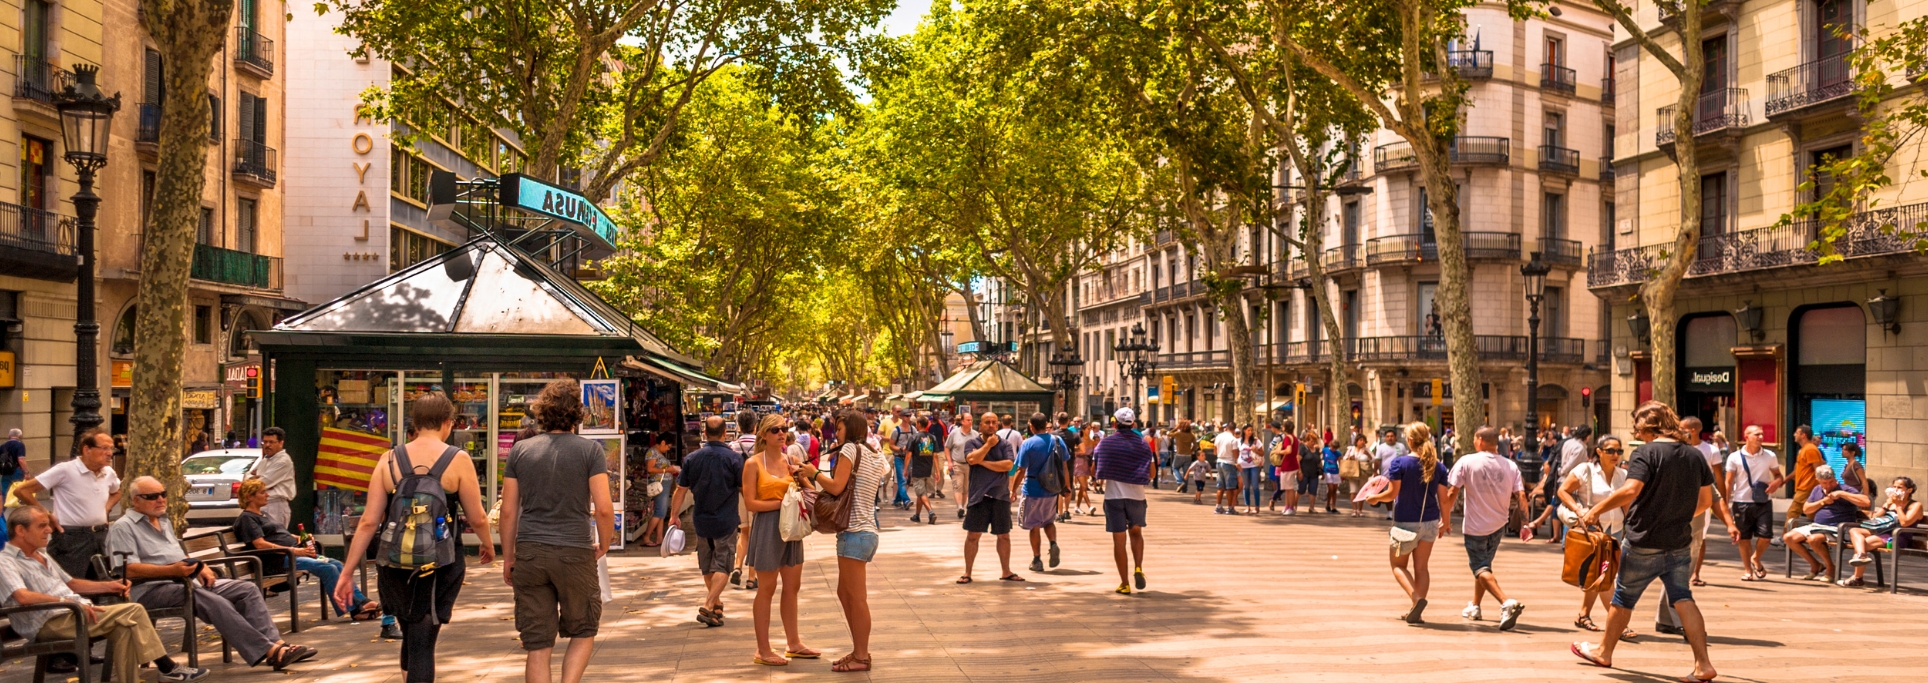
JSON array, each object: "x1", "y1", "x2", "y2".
[{"x1": 1685, "y1": 368, "x2": 1733, "y2": 392}]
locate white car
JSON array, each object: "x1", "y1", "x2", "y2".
[{"x1": 182, "y1": 448, "x2": 261, "y2": 524}]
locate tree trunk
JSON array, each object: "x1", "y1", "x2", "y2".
[
  {"x1": 136, "y1": 0, "x2": 231, "y2": 531},
  {"x1": 1639, "y1": 6, "x2": 1707, "y2": 409},
  {"x1": 1417, "y1": 149, "x2": 1483, "y2": 451}
]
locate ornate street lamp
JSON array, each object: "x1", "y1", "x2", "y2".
[
  {"x1": 55, "y1": 64, "x2": 119, "y2": 453},
  {"x1": 1047, "y1": 341, "x2": 1085, "y2": 416},
  {"x1": 1112, "y1": 322, "x2": 1159, "y2": 419},
  {"x1": 1520, "y1": 252, "x2": 1551, "y2": 456}
]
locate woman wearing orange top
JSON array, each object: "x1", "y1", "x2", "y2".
[{"x1": 742, "y1": 414, "x2": 817, "y2": 666}]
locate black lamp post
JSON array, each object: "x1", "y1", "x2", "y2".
[
  {"x1": 1047, "y1": 341, "x2": 1085, "y2": 417},
  {"x1": 1112, "y1": 322, "x2": 1159, "y2": 419},
  {"x1": 55, "y1": 64, "x2": 119, "y2": 454},
  {"x1": 1520, "y1": 252, "x2": 1551, "y2": 454}
]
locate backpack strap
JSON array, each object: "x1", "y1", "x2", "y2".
[
  {"x1": 426, "y1": 445, "x2": 462, "y2": 479},
  {"x1": 390, "y1": 445, "x2": 414, "y2": 482}
]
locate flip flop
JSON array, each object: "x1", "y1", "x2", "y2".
[
  {"x1": 1677, "y1": 676, "x2": 1716, "y2": 683},
  {"x1": 1000, "y1": 574, "x2": 1026, "y2": 582},
  {"x1": 1691, "y1": 578, "x2": 1707, "y2": 587},
  {"x1": 956, "y1": 576, "x2": 973, "y2": 584},
  {"x1": 752, "y1": 655, "x2": 788, "y2": 667},
  {"x1": 784, "y1": 649, "x2": 821, "y2": 659},
  {"x1": 1570, "y1": 642, "x2": 1611, "y2": 668}
]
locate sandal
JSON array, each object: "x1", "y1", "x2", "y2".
[
  {"x1": 956, "y1": 576, "x2": 973, "y2": 584},
  {"x1": 1621, "y1": 628, "x2": 1638, "y2": 641},
  {"x1": 352, "y1": 603, "x2": 383, "y2": 622},
  {"x1": 1690, "y1": 578, "x2": 1707, "y2": 587},
  {"x1": 1574, "y1": 616, "x2": 1601, "y2": 632},
  {"x1": 999, "y1": 574, "x2": 1026, "y2": 582},
  {"x1": 831, "y1": 654, "x2": 872, "y2": 673},
  {"x1": 1570, "y1": 642, "x2": 1610, "y2": 668},
  {"x1": 784, "y1": 648, "x2": 821, "y2": 659},
  {"x1": 745, "y1": 579, "x2": 758, "y2": 590},
  {"x1": 752, "y1": 654, "x2": 788, "y2": 667}
]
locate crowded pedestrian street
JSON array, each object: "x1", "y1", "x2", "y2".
[{"x1": 3, "y1": 489, "x2": 1912, "y2": 683}]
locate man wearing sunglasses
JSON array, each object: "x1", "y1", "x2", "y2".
[
  {"x1": 11, "y1": 429, "x2": 120, "y2": 581},
  {"x1": 108, "y1": 477, "x2": 317, "y2": 670}
]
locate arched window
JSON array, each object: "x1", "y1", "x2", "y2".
[{"x1": 110, "y1": 305, "x2": 138, "y2": 357}]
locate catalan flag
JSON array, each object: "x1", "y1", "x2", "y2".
[{"x1": 317, "y1": 427, "x2": 390, "y2": 492}]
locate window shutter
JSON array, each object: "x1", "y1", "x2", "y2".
[
  {"x1": 237, "y1": 93, "x2": 256, "y2": 145},
  {"x1": 251, "y1": 95, "x2": 267, "y2": 144},
  {"x1": 209, "y1": 95, "x2": 222, "y2": 140},
  {"x1": 144, "y1": 50, "x2": 164, "y2": 104}
]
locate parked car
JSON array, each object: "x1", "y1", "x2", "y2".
[{"x1": 182, "y1": 448, "x2": 261, "y2": 524}]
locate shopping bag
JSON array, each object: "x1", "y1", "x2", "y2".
[{"x1": 778, "y1": 483, "x2": 814, "y2": 542}]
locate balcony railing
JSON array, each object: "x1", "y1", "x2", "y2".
[
  {"x1": 1155, "y1": 350, "x2": 1230, "y2": 370},
  {"x1": 1361, "y1": 232, "x2": 1524, "y2": 265},
  {"x1": 235, "y1": 27, "x2": 275, "y2": 75},
  {"x1": 1602, "y1": 76, "x2": 1615, "y2": 103},
  {"x1": 1464, "y1": 231, "x2": 1522, "y2": 259},
  {"x1": 13, "y1": 55, "x2": 73, "y2": 105},
  {"x1": 1351, "y1": 335, "x2": 1585, "y2": 363},
  {"x1": 137, "y1": 103, "x2": 161, "y2": 144},
  {"x1": 1155, "y1": 229, "x2": 1174, "y2": 245},
  {"x1": 0, "y1": 201, "x2": 78, "y2": 282},
  {"x1": 1541, "y1": 63, "x2": 1577, "y2": 96},
  {"x1": 191, "y1": 243, "x2": 282, "y2": 289},
  {"x1": 233, "y1": 139, "x2": 277, "y2": 186},
  {"x1": 1541, "y1": 238, "x2": 1584, "y2": 267},
  {"x1": 1442, "y1": 50, "x2": 1494, "y2": 79},
  {"x1": 1601, "y1": 158, "x2": 1616, "y2": 181},
  {"x1": 1538, "y1": 144, "x2": 1580, "y2": 175},
  {"x1": 1656, "y1": 87, "x2": 1750, "y2": 146},
  {"x1": 1323, "y1": 244, "x2": 1364, "y2": 272},
  {"x1": 1374, "y1": 136, "x2": 1510, "y2": 173},
  {"x1": 1766, "y1": 51, "x2": 1853, "y2": 117},
  {"x1": 1586, "y1": 202, "x2": 1928, "y2": 288}
]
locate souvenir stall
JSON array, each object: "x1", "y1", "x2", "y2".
[
  {"x1": 616, "y1": 357, "x2": 742, "y2": 542},
  {"x1": 916, "y1": 359, "x2": 1057, "y2": 417},
  {"x1": 256, "y1": 238, "x2": 732, "y2": 551}
]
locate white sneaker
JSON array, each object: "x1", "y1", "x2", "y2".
[
  {"x1": 1461, "y1": 603, "x2": 1482, "y2": 621},
  {"x1": 1498, "y1": 599, "x2": 1525, "y2": 631},
  {"x1": 1281, "y1": 509, "x2": 1294, "y2": 516}
]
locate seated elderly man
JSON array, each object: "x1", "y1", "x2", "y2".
[
  {"x1": 1783, "y1": 464, "x2": 1870, "y2": 581},
  {"x1": 106, "y1": 476, "x2": 317, "y2": 670},
  {"x1": 0, "y1": 505, "x2": 210, "y2": 682}
]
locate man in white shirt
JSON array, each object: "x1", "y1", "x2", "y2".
[
  {"x1": 249, "y1": 427, "x2": 296, "y2": 527},
  {"x1": 1438, "y1": 427, "x2": 1528, "y2": 631},
  {"x1": 1681, "y1": 417, "x2": 1729, "y2": 585},
  {"x1": 10, "y1": 430, "x2": 121, "y2": 580},
  {"x1": 1724, "y1": 425, "x2": 1787, "y2": 582},
  {"x1": 947, "y1": 413, "x2": 976, "y2": 519},
  {"x1": 1212, "y1": 426, "x2": 1241, "y2": 513}
]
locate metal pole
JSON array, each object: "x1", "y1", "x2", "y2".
[
  {"x1": 1525, "y1": 296, "x2": 1541, "y2": 458},
  {"x1": 68, "y1": 167, "x2": 103, "y2": 453}
]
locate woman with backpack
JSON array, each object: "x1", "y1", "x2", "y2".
[
  {"x1": 741, "y1": 414, "x2": 815, "y2": 666},
  {"x1": 793, "y1": 410, "x2": 890, "y2": 672},
  {"x1": 335, "y1": 394, "x2": 494, "y2": 683}
]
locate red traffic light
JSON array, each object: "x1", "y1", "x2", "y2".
[
  {"x1": 245, "y1": 366, "x2": 259, "y2": 378},
  {"x1": 1580, "y1": 387, "x2": 1592, "y2": 397}
]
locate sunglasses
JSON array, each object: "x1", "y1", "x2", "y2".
[
  {"x1": 1600, "y1": 448, "x2": 1624, "y2": 454},
  {"x1": 766, "y1": 427, "x2": 788, "y2": 434},
  {"x1": 134, "y1": 492, "x2": 167, "y2": 501}
]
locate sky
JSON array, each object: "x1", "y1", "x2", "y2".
[{"x1": 884, "y1": 1, "x2": 929, "y2": 37}]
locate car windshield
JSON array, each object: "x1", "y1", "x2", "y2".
[{"x1": 181, "y1": 455, "x2": 257, "y2": 476}]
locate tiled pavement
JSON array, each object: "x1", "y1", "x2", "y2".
[{"x1": 7, "y1": 489, "x2": 1926, "y2": 682}]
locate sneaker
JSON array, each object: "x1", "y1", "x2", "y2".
[
  {"x1": 1115, "y1": 583, "x2": 1132, "y2": 595},
  {"x1": 1282, "y1": 509, "x2": 1294, "y2": 516},
  {"x1": 911, "y1": 512, "x2": 922, "y2": 523},
  {"x1": 1134, "y1": 567, "x2": 1146, "y2": 590},
  {"x1": 381, "y1": 622, "x2": 403, "y2": 640},
  {"x1": 1214, "y1": 506, "x2": 1225, "y2": 514},
  {"x1": 1498, "y1": 600, "x2": 1525, "y2": 631},
  {"x1": 1461, "y1": 603, "x2": 1482, "y2": 621},
  {"x1": 1029, "y1": 557, "x2": 1045, "y2": 573},
  {"x1": 1850, "y1": 553, "x2": 1874, "y2": 566},
  {"x1": 927, "y1": 514, "x2": 936, "y2": 525},
  {"x1": 1049, "y1": 542, "x2": 1061, "y2": 568},
  {"x1": 161, "y1": 667, "x2": 212, "y2": 682},
  {"x1": 957, "y1": 509, "x2": 966, "y2": 519}
]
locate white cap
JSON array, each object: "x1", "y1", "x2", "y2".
[{"x1": 1113, "y1": 407, "x2": 1136, "y2": 426}]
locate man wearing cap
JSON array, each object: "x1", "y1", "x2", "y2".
[{"x1": 1092, "y1": 408, "x2": 1157, "y2": 595}]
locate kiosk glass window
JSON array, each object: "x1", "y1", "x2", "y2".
[
  {"x1": 314, "y1": 370, "x2": 401, "y2": 537},
  {"x1": 1792, "y1": 304, "x2": 1867, "y2": 470}
]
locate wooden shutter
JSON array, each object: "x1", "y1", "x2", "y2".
[
  {"x1": 144, "y1": 50, "x2": 164, "y2": 104},
  {"x1": 251, "y1": 96, "x2": 267, "y2": 143},
  {"x1": 237, "y1": 93, "x2": 256, "y2": 145}
]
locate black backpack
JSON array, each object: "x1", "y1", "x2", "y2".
[
  {"x1": 377, "y1": 445, "x2": 461, "y2": 573},
  {"x1": 1038, "y1": 435, "x2": 1069, "y2": 496}
]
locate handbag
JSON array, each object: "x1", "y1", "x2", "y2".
[
  {"x1": 1861, "y1": 512, "x2": 1901, "y2": 535},
  {"x1": 778, "y1": 482, "x2": 814, "y2": 541},
  {"x1": 809, "y1": 444, "x2": 868, "y2": 534},
  {"x1": 1389, "y1": 479, "x2": 1435, "y2": 557},
  {"x1": 646, "y1": 480, "x2": 664, "y2": 498},
  {"x1": 1339, "y1": 453, "x2": 1362, "y2": 479},
  {"x1": 1561, "y1": 524, "x2": 1619, "y2": 591}
]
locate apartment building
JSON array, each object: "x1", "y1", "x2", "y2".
[
  {"x1": 1146, "y1": 2, "x2": 1616, "y2": 433},
  {"x1": 1073, "y1": 239, "x2": 1152, "y2": 421},
  {"x1": 1594, "y1": 0, "x2": 1928, "y2": 484},
  {"x1": 0, "y1": 0, "x2": 98, "y2": 461}
]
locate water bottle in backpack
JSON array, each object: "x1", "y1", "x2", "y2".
[{"x1": 378, "y1": 445, "x2": 462, "y2": 573}]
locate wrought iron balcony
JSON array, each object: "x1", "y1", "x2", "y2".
[
  {"x1": 233, "y1": 139, "x2": 278, "y2": 187},
  {"x1": 235, "y1": 28, "x2": 275, "y2": 76},
  {"x1": 136, "y1": 103, "x2": 161, "y2": 146},
  {"x1": 191, "y1": 243, "x2": 282, "y2": 290},
  {"x1": 0, "y1": 200, "x2": 78, "y2": 282},
  {"x1": 1155, "y1": 350, "x2": 1229, "y2": 370},
  {"x1": 1463, "y1": 231, "x2": 1522, "y2": 260},
  {"x1": 1323, "y1": 244, "x2": 1364, "y2": 273},
  {"x1": 1541, "y1": 238, "x2": 1583, "y2": 267},
  {"x1": 1361, "y1": 232, "x2": 1522, "y2": 265},
  {"x1": 1374, "y1": 136, "x2": 1510, "y2": 173},
  {"x1": 1538, "y1": 144, "x2": 1580, "y2": 175},
  {"x1": 12, "y1": 55, "x2": 73, "y2": 105},
  {"x1": 1602, "y1": 76, "x2": 1615, "y2": 103},
  {"x1": 1586, "y1": 202, "x2": 1928, "y2": 288},
  {"x1": 1542, "y1": 63, "x2": 1577, "y2": 96},
  {"x1": 1442, "y1": 50, "x2": 1494, "y2": 79},
  {"x1": 1656, "y1": 87, "x2": 1750, "y2": 146},
  {"x1": 1351, "y1": 335, "x2": 1585, "y2": 363},
  {"x1": 1766, "y1": 51, "x2": 1853, "y2": 117}
]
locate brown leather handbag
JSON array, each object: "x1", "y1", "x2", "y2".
[
  {"x1": 1561, "y1": 525, "x2": 1620, "y2": 591},
  {"x1": 810, "y1": 443, "x2": 869, "y2": 534}
]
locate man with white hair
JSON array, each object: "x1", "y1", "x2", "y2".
[
  {"x1": 1782, "y1": 464, "x2": 1870, "y2": 580},
  {"x1": 107, "y1": 476, "x2": 316, "y2": 670},
  {"x1": 1, "y1": 428, "x2": 29, "y2": 501}
]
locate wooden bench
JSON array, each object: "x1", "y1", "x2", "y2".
[
  {"x1": 1889, "y1": 524, "x2": 1928, "y2": 593},
  {"x1": 90, "y1": 550, "x2": 206, "y2": 669},
  {"x1": 1, "y1": 602, "x2": 98, "y2": 683},
  {"x1": 212, "y1": 528, "x2": 323, "y2": 631}
]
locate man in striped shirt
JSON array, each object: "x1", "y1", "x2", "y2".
[{"x1": 1092, "y1": 408, "x2": 1157, "y2": 595}]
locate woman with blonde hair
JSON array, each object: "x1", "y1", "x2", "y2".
[
  {"x1": 742, "y1": 414, "x2": 816, "y2": 666},
  {"x1": 1367, "y1": 422, "x2": 1449, "y2": 624}
]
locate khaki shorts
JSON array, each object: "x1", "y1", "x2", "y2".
[
  {"x1": 511, "y1": 542, "x2": 603, "y2": 651},
  {"x1": 912, "y1": 476, "x2": 942, "y2": 498}
]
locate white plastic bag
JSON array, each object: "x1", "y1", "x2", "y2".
[
  {"x1": 597, "y1": 555, "x2": 613, "y2": 603},
  {"x1": 661, "y1": 525, "x2": 686, "y2": 557},
  {"x1": 777, "y1": 483, "x2": 814, "y2": 542}
]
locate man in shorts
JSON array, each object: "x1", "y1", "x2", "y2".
[
  {"x1": 1664, "y1": 417, "x2": 1735, "y2": 633},
  {"x1": 959, "y1": 414, "x2": 1018, "y2": 583},
  {"x1": 1212, "y1": 424, "x2": 1240, "y2": 513},
  {"x1": 1724, "y1": 425, "x2": 1786, "y2": 581},
  {"x1": 1016, "y1": 413, "x2": 1069, "y2": 573},
  {"x1": 907, "y1": 415, "x2": 943, "y2": 524},
  {"x1": 670, "y1": 416, "x2": 742, "y2": 627},
  {"x1": 1093, "y1": 408, "x2": 1156, "y2": 595},
  {"x1": 1439, "y1": 427, "x2": 1528, "y2": 630},
  {"x1": 946, "y1": 412, "x2": 976, "y2": 519}
]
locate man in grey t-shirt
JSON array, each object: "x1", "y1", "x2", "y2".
[{"x1": 500, "y1": 381, "x2": 616, "y2": 683}]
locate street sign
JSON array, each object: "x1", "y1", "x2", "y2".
[
  {"x1": 0, "y1": 351, "x2": 13, "y2": 389},
  {"x1": 497, "y1": 173, "x2": 619, "y2": 250}
]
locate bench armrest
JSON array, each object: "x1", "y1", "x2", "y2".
[
  {"x1": 0, "y1": 601, "x2": 86, "y2": 622},
  {"x1": 196, "y1": 556, "x2": 264, "y2": 586}
]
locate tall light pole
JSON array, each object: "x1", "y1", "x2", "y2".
[
  {"x1": 55, "y1": 64, "x2": 119, "y2": 453},
  {"x1": 1047, "y1": 341, "x2": 1085, "y2": 417},
  {"x1": 1112, "y1": 322, "x2": 1158, "y2": 420},
  {"x1": 1520, "y1": 252, "x2": 1551, "y2": 461}
]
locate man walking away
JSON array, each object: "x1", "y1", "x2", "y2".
[
  {"x1": 1439, "y1": 427, "x2": 1528, "y2": 630},
  {"x1": 500, "y1": 379, "x2": 615, "y2": 683},
  {"x1": 1172, "y1": 421, "x2": 1196, "y2": 493},
  {"x1": 1093, "y1": 408, "x2": 1156, "y2": 595},
  {"x1": 959, "y1": 414, "x2": 1019, "y2": 583},
  {"x1": 1212, "y1": 424, "x2": 1240, "y2": 513},
  {"x1": 1663, "y1": 416, "x2": 1735, "y2": 634},
  {"x1": 1573, "y1": 401, "x2": 1719, "y2": 683},
  {"x1": 908, "y1": 416, "x2": 942, "y2": 524},
  {"x1": 1017, "y1": 414, "x2": 1068, "y2": 573},
  {"x1": 250, "y1": 427, "x2": 296, "y2": 527},
  {"x1": 890, "y1": 410, "x2": 918, "y2": 509},
  {"x1": 674, "y1": 417, "x2": 742, "y2": 627},
  {"x1": 947, "y1": 413, "x2": 976, "y2": 519},
  {"x1": 0, "y1": 428, "x2": 30, "y2": 503}
]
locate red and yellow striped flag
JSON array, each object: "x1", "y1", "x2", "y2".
[{"x1": 317, "y1": 427, "x2": 389, "y2": 492}]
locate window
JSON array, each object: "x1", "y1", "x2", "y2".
[
  {"x1": 1701, "y1": 172, "x2": 1728, "y2": 236},
  {"x1": 1603, "y1": 201, "x2": 1616, "y2": 251},
  {"x1": 1544, "y1": 112, "x2": 1564, "y2": 147},
  {"x1": 1543, "y1": 193, "x2": 1566, "y2": 239},
  {"x1": 1343, "y1": 290, "x2": 1359, "y2": 340},
  {"x1": 1808, "y1": 145, "x2": 1852, "y2": 204},
  {"x1": 1417, "y1": 187, "x2": 1435, "y2": 242},
  {"x1": 198, "y1": 207, "x2": 215, "y2": 245},
  {"x1": 144, "y1": 50, "x2": 164, "y2": 106},
  {"x1": 140, "y1": 171, "x2": 157, "y2": 230},
  {"x1": 1418, "y1": 282, "x2": 1440, "y2": 337},
  {"x1": 0, "y1": 290, "x2": 18, "y2": 321},
  {"x1": 238, "y1": 92, "x2": 267, "y2": 145},
  {"x1": 111, "y1": 305, "x2": 138, "y2": 356},
  {"x1": 23, "y1": 1, "x2": 49, "y2": 64},
  {"x1": 1545, "y1": 36, "x2": 1565, "y2": 67},
  {"x1": 1343, "y1": 201, "x2": 1360, "y2": 245},
  {"x1": 388, "y1": 226, "x2": 453, "y2": 272},
  {"x1": 237, "y1": 198, "x2": 257, "y2": 253},
  {"x1": 19, "y1": 136, "x2": 50, "y2": 211},
  {"x1": 1105, "y1": 330, "x2": 1116, "y2": 361},
  {"x1": 193, "y1": 305, "x2": 213, "y2": 345},
  {"x1": 209, "y1": 95, "x2": 222, "y2": 142},
  {"x1": 1544, "y1": 286, "x2": 1565, "y2": 338},
  {"x1": 390, "y1": 150, "x2": 432, "y2": 204}
]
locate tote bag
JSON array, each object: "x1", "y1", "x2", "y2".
[{"x1": 778, "y1": 483, "x2": 814, "y2": 542}]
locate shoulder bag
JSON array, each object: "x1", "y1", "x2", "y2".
[
  {"x1": 1389, "y1": 479, "x2": 1435, "y2": 557},
  {"x1": 808, "y1": 444, "x2": 867, "y2": 534},
  {"x1": 1561, "y1": 522, "x2": 1620, "y2": 591}
]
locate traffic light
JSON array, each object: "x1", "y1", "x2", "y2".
[
  {"x1": 245, "y1": 366, "x2": 261, "y2": 399},
  {"x1": 1580, "y1": 386, "x2": 1592, "y2": 408}
]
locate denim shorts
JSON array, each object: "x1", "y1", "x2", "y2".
[
  {"x1": 1464, "y1": 529, "x2": 1505, "y2": 575},
  {"x1": 1216, "y1": 463, "x2": 1241, "y2": 489},
  {"x1": 1612, "y1": 542, "x2": 1694, "y2": 610},
  {"x1": 836, "y1": 530, "x2": 878, "y2": 562}
]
